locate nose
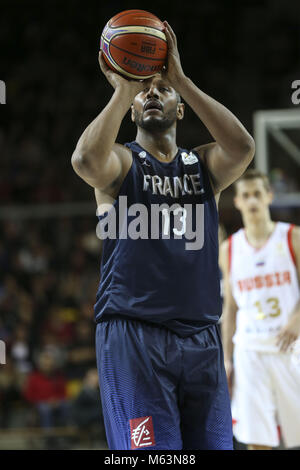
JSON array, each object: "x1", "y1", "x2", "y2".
[
  {"x1": 146, "y1": 84, "x2": 159, "y2": 100},
  {"x1": 247, "y1": 196, "x2": 259, "y2": 207}
]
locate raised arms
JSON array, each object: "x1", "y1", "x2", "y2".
[
  {"x1": 163, "y1": 22, "x2": 255, "y2": 195},
  {"x1": 71, "y1": 53, "x2": 145, "y2": 192}
]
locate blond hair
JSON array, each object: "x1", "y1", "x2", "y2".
[{"x1": 234, "y1": 169, "x2": 271, "y2": 193}]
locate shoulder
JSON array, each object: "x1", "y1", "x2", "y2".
[
  {"x1": 192, "y1": 143, "x2": 216, "y2": 178},
  {"x1": 114, "y1": 142, "x2": 133, "y2": 161},
  {"x1": 192, "y1": 142, "x2": 222, "y2": 194},
  {"x1": 291, "y1": 225, "x2": 300, "y2": 258},
  {"x1": 290, "y1": 225, "x2": 300, "y2": 242},
  {"x1": 288, "y1": 225, "x2": 300, "y2": 276},
  {"x1": 192, "y1": 144, "x2": 221, "y2": 204},
  {"x1": 278, "y1": 222, "x2": 300, "y2": 251},
  {"x1": 219, "y1": 230, "x2": 243, "y2": 270},
  {"x1": 276, "y1": 222, "x2": 300, "y2": 270},
  {"x1": 193, "y1": 142, "x2": 217, "y2": 159}
]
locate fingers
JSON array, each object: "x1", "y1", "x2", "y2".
[
  {"x1": 276, "y1": 331, "x2": 297, "y2": 352},
  {"x1": 98, "y1": 50, "x2": 110, "y2": 75},
  {"x1": 163, "y1": 21, "x2": 177, "y2": 48},
  {"x1": 98, "y1": 50, "x2": 106, "y2": 68}
]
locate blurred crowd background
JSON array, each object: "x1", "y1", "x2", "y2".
[
  {"x1": 0, "y1": 215, "x2": 104, "y2": 448},
  {"x1": 0, "y1": 0, "x2": 300, "y2": 449}
]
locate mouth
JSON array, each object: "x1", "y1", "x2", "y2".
[
  {"x1": 144, "y1": 99, "x2": 163, "y2": 112},
  {"x1": 249, "y1": 207, "x2": 259, "y2": 213}
]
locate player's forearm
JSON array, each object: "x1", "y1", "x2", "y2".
[
  {"x1": 221, "y1": 307, "x2": 237, "y2": 363},
  {"x1": 175, "y1": 76, "x2": 255, "y2": 160},
  {"x1": 72, "y1": 87, "x2": 133, "y2": 169}
]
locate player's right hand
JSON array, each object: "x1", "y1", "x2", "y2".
[
  {"x1": 98, "y1": 51, "x2": 145, "y2": 96},
  {"x1": 162, "y1": 21, "x2": 185, "y2": 89}
]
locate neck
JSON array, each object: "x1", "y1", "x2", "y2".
[
  {"x1": 135, "y1": 126, "x2": 178, "y2": 162},
  {"x1": 243, "y1": 213, "x2": 275, "y2": 247}
]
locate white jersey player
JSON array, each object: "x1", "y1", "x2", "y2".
[{"x1": 220, "y1": 169, "x2": 300, "y2": 450}]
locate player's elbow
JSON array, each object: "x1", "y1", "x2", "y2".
[
  {"x1": 71, "y1": 150, "x2": 81, "y2": 171},
  {"x1": 240, "y1": 134, "x2": 255, "y2": 165},
  {"x1": 225, "y1": 134, "x2": 255, "y2": 175},
  {"x1": 71, "y1": 149, "x2": 94, "y2": 176},
  {"x1": 232, "y1": 135, "x2": 255, "y2": 178}
]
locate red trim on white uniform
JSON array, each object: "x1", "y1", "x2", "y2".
[
  {"x1": 277, "y1": 425, "x2": 281, "y2": 442},
  {"x1": 287, "y1": 224, "x2": 296, "y2": 266}
]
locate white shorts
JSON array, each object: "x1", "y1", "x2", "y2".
[{"x1": 232, "y1": 344, "x2": 300, "y2": 448}]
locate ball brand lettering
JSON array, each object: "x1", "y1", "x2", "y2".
[
  {"x1": 123, "y1": 57, "x2": 161, "y2": 73},
  {"x1": 141, "y1": 43, "x2": 156, "y2": 55}
]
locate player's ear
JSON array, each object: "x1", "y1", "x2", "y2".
[{"x1": 177, "y1": 102, "x2": 185, "y2": 120}]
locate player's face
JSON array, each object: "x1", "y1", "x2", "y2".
[
  {"x1": 234, "y1": 178, "x2": 273, "y2": 219},
  {"x1": 131, "y1": 76, "x2": 184, "y2": 132}
]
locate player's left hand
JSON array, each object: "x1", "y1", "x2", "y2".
[
  {"x1": 162, "y1": 21, "x2": 185, "y2": 87},
  {"x1": 276, "y1": 313, "x2": 300, "y2": 352}
]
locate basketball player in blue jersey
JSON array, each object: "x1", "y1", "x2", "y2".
[{"x1": 71, "y1": 22, "x2": 255, "y2": 450}]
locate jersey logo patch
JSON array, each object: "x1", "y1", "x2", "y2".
[
  {"x1": 255, "y1": 261, "x2": 265, "y2": 267},
  {"x1": 181, "y1": 152, "x2": 198, "y2": 165},
  {"x1": 130, "y1": 416, "x2": 155, "y2": 449},
  {"x1": 138, "y1": 151, "x2": 151, "y2": 167}
]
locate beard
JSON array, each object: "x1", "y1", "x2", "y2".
[{"x1": 133, "y1": 107, "x2": 177, "y2": 133}]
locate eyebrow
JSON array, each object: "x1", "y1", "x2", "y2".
[{"x1": 143, "y1": 79, "x2": 172, "y2": 88}]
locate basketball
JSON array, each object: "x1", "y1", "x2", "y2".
[{"x1": 100, "y1": 9, "x2": 167, "y2": 80}]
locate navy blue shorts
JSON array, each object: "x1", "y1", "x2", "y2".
[{"x1": 95, "y1": 318, "x2": 233, "y2": 450}]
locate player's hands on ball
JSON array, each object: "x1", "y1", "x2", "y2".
[
  {"x1": 99, "y1": 21, "x2": 185, "y2": 97},
  {"x1": 276, "y1": 313, "x2": 300, "y2": 352},
  {"x1": 98, "y1": 51, "x2": 145, "y2": 97},
  {"x1": 162, "y1": 21, "x2": 185, "y2": 87}
]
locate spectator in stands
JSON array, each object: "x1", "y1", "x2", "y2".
[
  {"x1": 41, "y1": 304, "x2": 75, "y2": 347},
  {"x1": 10, "y1": 323, "x2": 32, "y2": 375},
  {"x1": 65, "y1": 320, "x2": 96, "y2": 380},
  {"x1": 71, "y1": 368, "x2": 103, "y2": 430},
  {"x1": 23, "y1": 350, "x2": 69, "y2": 429},
  {"x1": 0, "y1": 357, "x2": 24, "y2": 428}
]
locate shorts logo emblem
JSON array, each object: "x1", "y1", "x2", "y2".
[{"x1": 130, "y1": 416, "x2": 155, "y2": 449}]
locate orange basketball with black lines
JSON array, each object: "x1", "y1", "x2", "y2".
[{"x1": 100, "y1": 10, "x2": 167, "y2": 80}]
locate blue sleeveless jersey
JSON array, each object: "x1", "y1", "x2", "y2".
[{"x1": 94, "y1": 141, "x2": 222, "y2": 337}]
